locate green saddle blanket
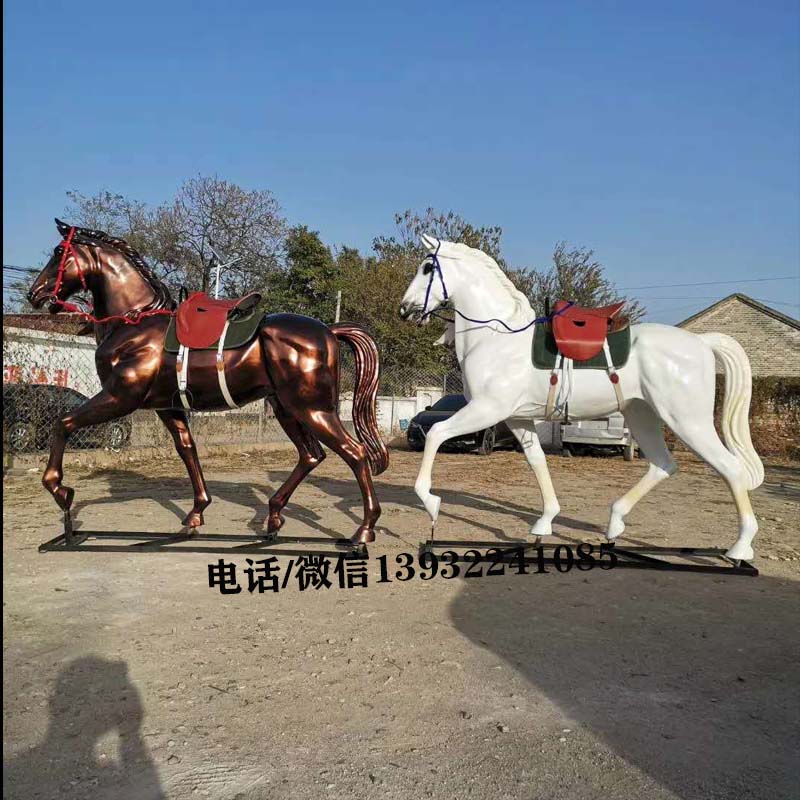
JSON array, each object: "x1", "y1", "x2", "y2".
[
  {"x1": 532, "y1": 324, "x2": 631, "y2": 370},
  {"x1": 163, "y1": 310, "x2": 264, "y2": 354}
]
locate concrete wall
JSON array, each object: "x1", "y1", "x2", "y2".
[
  {"x1": 679, "y1": 297, "x2": 800, "y2": 377},
  {"x1": 340, "y1": 387, "x2": 444, "y2": 436},
  {"x1": 3, "y1": 326, "x2": 102, "y2": 396}
]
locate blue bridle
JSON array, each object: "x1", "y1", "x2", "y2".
[{"x1": 419, "y1": 242, "x2": 573, "y2": 333}]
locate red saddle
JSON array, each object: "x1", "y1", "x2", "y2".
[
  {"x1": 175, "y1": 291, "x2": 262, "y2": 349},
  {"x1": 551, "y1": 300, "x2": 627, "y2": 361}
]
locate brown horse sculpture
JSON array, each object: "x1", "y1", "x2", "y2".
[{"x1": 26, "y1": 220, "x2": 389, "y2": 544}]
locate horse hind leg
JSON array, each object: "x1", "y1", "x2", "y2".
[
  {"x1": 295, "y1": 408, "x2": 381, "y2": 545},
  {"x1": 156, "y1": 409, "x2": 211, "y2": 528},
  {"x1": 662, "y1": 413, "x2": 758, "y2": 561},
  {"x1": 607, "y1": 400, "x2": 677, "y2": 541},
  {"x1": 266, "y1": 402, "x2": 326, "y2": 536}
]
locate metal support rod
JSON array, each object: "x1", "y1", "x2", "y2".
[
  {"x1": 418, "y1": 539, "x2": 758, "y2": 577},
  {"x1": 41, "y1": 528, "x2": 368, "y2": 558}
]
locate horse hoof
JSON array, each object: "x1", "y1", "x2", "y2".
[
  {"x1": 54, "y1": 486, "x2": 75, "y2": 512},
  {"x1": 267, "y1": 514, "x2": 285, "y2": 535},
  {"x1": 351, "y1": 526, "x2": 375, "y2": 545},
  {"x1": 530, "y1": 518, "x2": 553, "y2": 539},
  {"x1": 725, "y1": 541, "x2": 754, "y2": 562},
  {"x1": 606, "y1": 515, "x2": 625, "y2": 541},
  {"x1": 422, "y1": 494, "x2": 441, "y2": 523},
  {"x1": 182, "y1": 512, "x2": 204, "y2": 528}
]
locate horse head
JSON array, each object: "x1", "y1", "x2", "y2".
[
  {"x1": 399, "y1": 234, "x2": 457, "y2": 323},
  {"x1": 27, "y1": 220, "x2": 172, "y2": 318},
  {"x1": 399, "y1": 235, "x2": 531, "y2": 328},
  {"x1": 27, "y1": 219, "x2": 98, "y2": 312}
]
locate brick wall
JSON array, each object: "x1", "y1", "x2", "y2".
[{"x1": 679, "y1": 297, "x2": 800, "y2": 377}]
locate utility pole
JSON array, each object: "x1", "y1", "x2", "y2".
[
  {"x1": 207, "y1": 241, "x2": 242, "y2": 299},
  {"x1": 334, "y1": 290, "x2": 342, "y2": 323}
]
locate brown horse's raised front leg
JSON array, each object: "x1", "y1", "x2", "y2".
[
  {"x1": 43, "y1": 389, "x2": 137, "y2": 515},
  {"x1": 156, "y1": 409, "x2": 211, "y2": 528},
  {"x1": 266, "y1": 403, "x2": 326, "y2": 536}
]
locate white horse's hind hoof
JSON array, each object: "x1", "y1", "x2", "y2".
[
  {"x1": 725, "y1": 541, "x2": 754, "y2": 562},
  {"x1": 530, "y1": 518, "x2": 553, "y2": 539},
  {"x1": 422, "y1": 494, "x2": 441, "y2": 524},
  {"x1": 606, "y1": 515, "x2": 626, "y2": 541}
]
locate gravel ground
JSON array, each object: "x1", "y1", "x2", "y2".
[{"x1": 3, "y1": 446, "x2": 799, "y2": 800}]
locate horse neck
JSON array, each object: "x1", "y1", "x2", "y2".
[
  {"x1": 451, "y1": 264, "x2": 526, "y2": 337},
  {"x1": 89, "y1": 256, "x2": 160, "y2": 319}
]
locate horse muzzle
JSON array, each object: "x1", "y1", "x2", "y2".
[
  {"x1": 27, "y1": 285, "x2": 50, "y2": 309},
  {"x1": 399, "y1": 302, "x2": 427, "y2": 323}
]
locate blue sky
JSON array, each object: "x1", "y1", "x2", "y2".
[{"x1": 4, "y1": 0, "x2": 799, "y2": 322}]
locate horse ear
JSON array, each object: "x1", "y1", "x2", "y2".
[
  {"x1": 420, "y1": 233, "x2": 439, "y2": 252},
  {"x1": 55, "y1": 218, "x2": 72, "y2": 236}
]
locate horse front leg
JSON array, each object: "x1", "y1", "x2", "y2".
[
  {"x1": 265, "y1": 403, "x2": 326, "y2": 537},
  {"x1": 156, "y1": 409, "x2": 211, "y2": 528},
  {"x1": 414, "y1": 398, "x2": 511, "y2": 528},
  {"x1": 507, "y1": 420, "x2": 561, "y2": 538},
  {"x1": 43, "y1": 389, "x2": 137, "y2": 517}
]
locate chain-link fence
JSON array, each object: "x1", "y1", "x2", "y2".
[{"x1": 2, "y1": 315, "x2": 464, "y2": 456}]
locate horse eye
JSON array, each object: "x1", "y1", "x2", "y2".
[{"x1": 422, "y1": 263, "x2": 433, "y2": 275}]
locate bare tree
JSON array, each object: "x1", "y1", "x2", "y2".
[
  {"x1": 64, "y1": 176, "x2": 286, "y2": 297},
  {"x1": 374, "y1": 208, "x2": 505, "y2": 265},
  {"x1": 509, "y1": 242, "x2": 645, "y2": 321},
  {"x1": 154, "y1": 176, "x2": 286, "y2": 295}
]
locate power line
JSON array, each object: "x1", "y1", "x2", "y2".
[
  {"x1": 634, "y1": 296, "x2": 799, "y2": 308},
  {"x1": 3, "y1": 265, "x2": 40, "y2": 274},
  {"x1": 620, "y1": 276, "x2": 798, "y2": 290}
]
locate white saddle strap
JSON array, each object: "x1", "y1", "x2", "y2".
[
  {"x1": 545, "y1": 357, "x2": 561, "y2": 421},
  {"x1": 216, "y1": 321, "x2": 238, "y2": 409},
  {"x1": 176, "y1": 345, "x2": 191, "y2": 411},
  {"x1": 545, "y1": 355, "x2": 574, "y2": 420},
  {"x1": 603, "y1": 339, "x2": 625, "y2": 410}
]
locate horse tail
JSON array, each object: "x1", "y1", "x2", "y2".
[
  {"x1": 330, "y1": 323, "x2": 389, "y2": 476},
  {"x1": 701, "y1": 332, "x2": 764, "y2": 490}
]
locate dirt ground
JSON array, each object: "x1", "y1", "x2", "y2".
[{"x1": 3, "y1": 445, "x2": 799, "y2": 800}]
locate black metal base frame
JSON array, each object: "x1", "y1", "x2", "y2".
[
  {"x1": 419, "y1": 539, "x2": 759, "y2": 577},
  {"x1": 38, "y1": 512, "x2": 368, "y2": 558}
]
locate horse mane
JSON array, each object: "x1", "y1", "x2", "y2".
[
  {"x1": 444, "y1": 241, "x2": 533, "y2": 323},
  {"x1": 71, "y1": 225, "x2": 174, "y2": 309}
]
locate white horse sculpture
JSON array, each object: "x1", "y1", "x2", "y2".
[{"x1": 399, "y1": 235, "x2": 764, "y2": 561}]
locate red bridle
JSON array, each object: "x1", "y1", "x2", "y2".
[{"x1": 47, "y1": 226, "x2": 173, "y2": 325}]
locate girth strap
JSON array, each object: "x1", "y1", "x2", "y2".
[
  {"x1": 216, "y1": 321, "x2": 238, "y2": 409},
  {"x1": 176, "y1": 345, "x2": 192, "y2": 410},
  {"x1": 545, "y1": 355, "x2": 574, "y2": 421},
  {"x1": 603, "y1": 339, "x2": 625, "y2": 411}
]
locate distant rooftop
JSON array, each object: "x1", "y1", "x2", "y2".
[{"x1": 677, "y1": 293, "x2": 800, "y2": 331}]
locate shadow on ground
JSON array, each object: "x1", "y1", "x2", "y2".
[
  {"x1": 450, "y1": 568, "x2": 800, "y2": 800},
  {"x1": 70, "y1": 465, "x2": 604, "y2": 543},
  {"x1": 3, "y1": 656, "x2": 165, "y2": 800}
]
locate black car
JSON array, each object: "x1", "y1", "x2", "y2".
[
  {"x1": 3, "y1": 383, "x2": 132, "y2": 452},
  {"x1": 406, "y1": 394, "x2": 517, "y2": 454}
]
